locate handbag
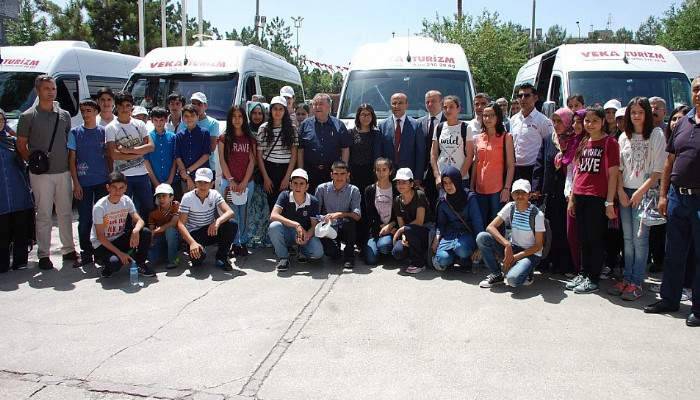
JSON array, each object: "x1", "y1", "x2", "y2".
[
  {"x1": 27, "y1": 112, "x2": 60, "y2": 175},
  {"x1": 638, "y1": 176, "x2": 666, "y2": 226}
]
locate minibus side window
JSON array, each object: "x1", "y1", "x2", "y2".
[
  {"x1": 56, "y1": 76, "x2": 79, "y2": 116},
  {"x1": 244, "y1": 76, "x2": 257, "y2": 101},
  {"x1": 550, "y1": 75, "x2": 563, "y2": 109}
]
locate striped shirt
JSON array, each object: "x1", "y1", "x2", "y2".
[
  {"x1": 497, "y1": 202, "x2": 545, "y2": 256},
  {"x1": 256, "y1": 122, "x2": 298, "y2": 164},
  {"x1": 179, "y1": 190, "x2": 224, "y2": 232}
]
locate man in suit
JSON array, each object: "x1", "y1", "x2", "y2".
[
  {"x1": 377, "y1": 93, "x2": 425, "y2": 187},
  {"x1": 418, "y1": 90, "x2": 446, "y2": 203}
]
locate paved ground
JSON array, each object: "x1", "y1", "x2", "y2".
[{"x1": 0, "y1": 219, "x2": 698, "y2": 400}]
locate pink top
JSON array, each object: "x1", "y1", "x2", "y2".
[{"x1": 474, "y1": 132, "x2": 508, "y2": 195}]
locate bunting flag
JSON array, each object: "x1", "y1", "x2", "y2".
[{"x1": 302, "y1": 58, "x2": 350, "y2": 74}]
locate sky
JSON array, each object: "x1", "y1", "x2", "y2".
[{"x1": 55, "y1": 0, "x2": 681, "y2": 66}]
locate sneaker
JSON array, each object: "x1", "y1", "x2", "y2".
[
  {"x1": 343, "y1": 258, "x2": 355, "y2": 269},
  {"x1": 564, "y1": 272, "x2": 577, "y2": 279},
  {"x1": 405, "y1": 265, "x2": 425, "y2": 274},
  {"x1": 276, "y1": 259, "x2": 290, "y2": 271},
  {"x1": 296, "y1": 254, "x2": 308, "y2": 264},
  {"x1": 522, "y1": 275, "x2": 534, "y2": 286},
  {"x1": 11, "y1": 263, "x2": 28, "y2": 270},
  {"x1": 238, "y1": 245, "x2": 250, "y2": 257},
  {"x1": 100, "y1": 265, "x2": 113, "y2": 278},
  {"x1": 138, "y1": 264, "x2": 157, "y2": 277},
  {"x1": 649, "y1": 283, "x2": 661, "y2": 293},
  {"x1": 216, "y1": 258, "x2": 234, "y2": 272},
  {"x1": 621, "y1": 283, "x2": 643, "y2": 301},
  {"x1": 573, "y1": 277, "x2": 599, "y2": 294},
  {"x1": 608, "y1": 281, "x2": 627, "y2": 296},
  {"x1": 78, "y1": 252, "x2": 93, "y2": 267},
  {"x1": 479, "y1": 273, "x2": 504, "y2": 288},
  {"x1": 432, "y1": 256, "x2": 447, "y2": 272},
  {"x1": 599, "y1": 266, "x2": 612, "y2": 280},
  {"x1": 681, "y1": 288, "x2": 692, "y2": 302},
  {"x1": 565, "y1": 274, "x2": 585, "y2": 290},
  {"x1": 38, "y1": 257, "x2": 54, "y2": 270}
]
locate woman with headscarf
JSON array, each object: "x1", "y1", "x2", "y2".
[
  {"x1": 533, "y1": 107, "x2": 575, "y2": 274},
  {"x1": 431, "y1": 166, "x2": 484, "y2": 272},
  {"x1": 245, "y1": 101, "x2": 272, "y2": 249},
  {"x1": 559, "y1": 108, "x2": 586, "y2": 275}
]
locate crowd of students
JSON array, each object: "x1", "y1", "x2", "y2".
[{"x1": 1, "y1": 74, "x2": 699, "y2": 327}]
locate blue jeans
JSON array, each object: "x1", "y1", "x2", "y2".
[
  {"x1": 76, "y1": 183, "x2": 107, "y2": 255},
  {"x1": 661, "y1": 186, "x2": 700, "y2": 312},
  {"x1": 365, "y1": 235, "x2": 393, "y2": 265},
  {"x1": 221, "y1": 180, "x2": 255, "y2": 246},
  {"x1": 268, "y1": 221, "x2": 324, "y2": 260},
  {"x1": 475, "y1": 192, "x2": 502, "y2": 225},
  {"x1": 476, "y1": 231, "x2": 541, "y2": 287},
  {"x1": 435, "y1": 234, "x2": 475, "y2": 268},
  {"x1": 126, "y1": 174, "x2": 153, "y2": 218},
  {"x1": 619, "y1": 187, "x2": 649, "y2": 286},
  {"x1": 148, "y1": 227, "x2": 180, "y2": 264}
]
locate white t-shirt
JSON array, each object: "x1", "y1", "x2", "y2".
[
  {"x1": 97, "y1": 114, "x2": 115, "y2": 127},
  {"x1": 510, "y1": 109, "x2": 554, "y2": 166},
  {"x1": 180, "y1": 189, "x2": 224, "y2": 232},
  {"x1": 90, "y1": 195, "x2": 137, "y2": 248},
  {"x1": 374, "y1": 185, "x2": 393, "y2": 225},
  {"x1": 466, "y1": 118, "x2": 481, "y2": 142},
  {"x1": 498, "y1": 202, "x2": 546, "y2": 257},
  {"x1": 618, "y1": 127, "x2": 666, "y2": 189},
  {"x1": 105, "y1": 118, "x2": 149, "y2": 176},
  {"x1": 433, "y1": 122, "x2": 469, "y2": 178}
]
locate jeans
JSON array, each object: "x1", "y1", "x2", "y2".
[
  {"x1": 320, "y1": 219, "x2": 357, "y2": 260},
  {"x1": 268, "y1": 221, "x2": 324, "y2": 260},
  {"x1": 575, "y1": 195, "x2": 608, "y2": 284},
  {"x1": 29, "y1": 171, "x2": 75, "y2": 258},
  {"x1": 221, "y1": 180, "x2": 255, "y2": 246},
  {"x1": 76, "y1": 183, "x2": 107, "y2": 255},
  {"x1": 148, "y1": 227, "x2": 180, "y2": 264},
  {"x1": 126, "y1": 174, "x2": 153, "y2": 218},
  {"x1": 94, "y1": 228, "x2": 152, "y2": 267},
  {"x1": 435, "y1": 234, "x2": 475, "y2": 268},
  {"x1": 476, "y1": 231, "x2": 541, "y2": 287},
  {"x1": 660, "y1": 186, "x2": 700, "y2": 312},
  {"x1": 475, "y1": 192, "x2": 502, "y2": 225},
  {"x1": 188, "y1": 220, "x2": 236, "y2": 264},
  {"x1": 392, "y1": 224, "x2": 429, "y2": 268},
  {"x1": 365, "y1": 235, "x2": 394, "y2": 265},
  {"x1": 619, "y1": 187, "x2": 649, "y2": 286}
]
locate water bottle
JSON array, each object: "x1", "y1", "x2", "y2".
[{"x1": 129, "y1": 261, "x2": 139, "y2": 287}]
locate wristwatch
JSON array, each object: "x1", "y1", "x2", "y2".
[{"x1": 604, "y1": 201, "x2": 613, "y2": 207}]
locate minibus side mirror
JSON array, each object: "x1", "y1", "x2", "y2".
[{"x1": 542, "y1": 101, "x2": 556, "y2": 118}]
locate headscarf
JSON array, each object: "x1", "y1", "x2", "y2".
[
  {"x1": 560, "y1": 109, "x2": 587, "y2": 167},
  {"x1": 552, "y1": 107, "x2": 574, "y2": 152},
  {"x1": 246, "y1": 101, "x2": 266, "y2": 134},
  {"x1": 441, "y1": 165, "x2": 468, "y2": 211}
]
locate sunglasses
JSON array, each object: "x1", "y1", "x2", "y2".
[{"x1": 517, "y1": 93, "x2": 533, "y2": 99}]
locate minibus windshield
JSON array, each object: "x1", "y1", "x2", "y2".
[{"x1": 0, "y1": 72, "x2": 40, "y2": 119}]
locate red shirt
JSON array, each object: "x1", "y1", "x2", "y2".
[
  {"x1": 573, "y1": 135, "x2": 620, "y2": 198},
  {"x1": 224, "y1": 135, "x2": 253, "y2": 182}
]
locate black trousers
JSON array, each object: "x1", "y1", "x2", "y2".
[
  {"x1": 649, "y1": 224, "x2": 666, "y2": 267},
  {"x1": 575, "y1": 195, "x2": 607, "y2": 284},
  {"x1": 188, "y1": 220, "x2": 237, "y2": 263},
  {"x1": 0, "y1": 208, "x2": 34, "y2": 272},
  {"x1": 350, "y1": 163, "x2": 374, "y2": 254},
  {"x1": 605, "y1": 224, "x2": 623, "y2": 270},
  {"x1": 514, "y1": 165, "x2": 535, "y2": 182},
  {"x1": 307, "y1": 164, "x2": 332, "y2": 196},
  {"x1": 541, "y1": 194, "x2": 573, "y2": 273},
  {"x1": 94, "y1": 228, "x2": 152, "y2": 267},
  {"x1": 264, "y1": 161, "x2": 290, "y2": 212},
  {"x1": 423, "y1": 164, "x2": 439, "y2": 207},
  {"x1": 321, "y1": 219, "x2": 357, "y2": 260}
]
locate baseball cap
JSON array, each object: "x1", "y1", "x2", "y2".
[
  {"x1": 280, "y1": 86, "x2": 295, "y2": 98},
  {"x1": 191, "y1": 92, "x2": 208, "y2": 104},
  {"x1": 194, "y1": 168, "x2": 213, "y2": 183},
  {"x1": 615, "y1": 107, "x2": 626, "y2": 119},
  {"x1": 132, "y1": 106, "x2": 148, "y2": 117},
  {"x1": 290, "y1": 168, "x2": 309, "y2": 181},
  {"x1": 270, "y1": 96, "x2": 287, "y2": 108},
  {"x1": 154, "y1": 183, "x2": 174, "y2": 196},
  {"x1": 393, "y1": 168, "x2": 414, "y2": 181},
  {"x1": 603, "y1": 99, "x2": 622, "y2": 111},
  {"x1": 511, "y1": 179, "x2": 531, "y2": 193}
]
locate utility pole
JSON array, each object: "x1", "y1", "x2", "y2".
[
  {"x1": 530, "y1": 0, "x2": 536, "y2": 58},
  {"x1": 576, "y1": 21, "x2": 581, "y2": 41},
  {"x1": 291, "y1": 16, "x2": 303, "y2": 65},
  {"x1": 161, "y1": 0, "x2": 167, "y2": 48},
  {"x1": 457, "y1": 0, "x2": 462, "y2": 19},
  {"x1": 255, "y1": 0, "x2": 260, "y2": 41},
  {"x1": 197, "y1": 0, "x2": 203, "y2": 45},
  {"x1": 138, "y1": 0, "x2": 145, "y2": 56},
  {"x1": 181, "y1": 0, "x2": 187, "y2": 47}
]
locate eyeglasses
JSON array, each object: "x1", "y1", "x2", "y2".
[{"x1": 517, "y1": 93, "x2": 532, "y2": 99}]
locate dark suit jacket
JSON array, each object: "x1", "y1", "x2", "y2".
[{"x1": 377, "y1": 115, "x2": 425, "y2": 181}]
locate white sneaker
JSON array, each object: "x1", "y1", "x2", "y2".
[
  {"x1": 681, "y1": 288, "x2": 692, "y2": 302},
  {"x1": 599, "y1": 266, "x2": 612, "y2": 280}
]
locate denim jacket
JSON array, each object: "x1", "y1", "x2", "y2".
[{"x1": 0, "y1": 133, "x2": 34, "y2": 215}]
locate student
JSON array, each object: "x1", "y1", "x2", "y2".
[
  {"x1": 219, "y1": 105, "x2": 256, "y2": 257},
  {"x1": 432, "y1": 166, "x2": 484, "y2": 272},
  {"x1": 96, "y1": 87, "x2": 115, "y2": 127},
  {"x1": 295, "y1": 103, "x2": 310, "y2": 123},
  {"x1": 165, "y1": 93, "x2": 186, "y2": 133},
  {"x1": 190, "y1": 92, "x2": 220, "y2": 171},
  {"x1": 91, "y1": 171, "x2": 154, "y2": 278},
  {"x1": 561, "y1": 109, "x2": 587, "y2": 275},
  {"x1": 268, "y1": 168, "x2": 324, "y2": 271},
  {"x1": 566, "y1": 94, "x2": 585, "y2": 112},
  {"x1": 315, "y1": 160, "x2": 362, "y2": 268},
  {"x1": 105, "y1": 91, "x2": 155, "y2": 219},
  {"x1": 175, "y1": 104, "x2": 211, "y2": 193},
  {"x1": 604, "y1": 99, "x2": 623, "y2": 138},
  {"x1": 68, "y1": 99, "x2": 110, "y2": 265},
  {"x1": 391, "y1": 168, "x2": 430, "y2": 274},
  {"x1": 132, "y1": 106, "x2": 149, "y2": 124},
  {"x1": 364, "y1": 158, "x2": 397, "y2": 265},
  {"x1": 147, "y1": 183, "x2": 180, "y2": 269},
  {"x1": 144, "y1": 107, "x2": 177, "y2": 193},
  {"x1": 177, "y1": 168, "x2": 236, "y2": 271},
  {"x1": 430, "y1": 95, "x2": 474, "y2": 186},
  {"x1": 247, "y1": 101, "x2": 266, "y2": 135},
  {"x1": 566, "y1": 106, "x2": 620, "y2": 294},
  {"x1": 476, "y1": 179, "x2": 545, "y2": 288},
  {"x1": 610, "y1": 97, "x2": 666, "y2": 300}
]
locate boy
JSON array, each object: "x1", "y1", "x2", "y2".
[
  {"x1": 96, "y1": 87, "x2": 115, "y2": 127},
  {"x1": 476, "y1": 179, "x2": 545, "y2": 288},
  {"x1": 148, "y1": 183, "x2": 180, "y2": 269},
  {"x1": 314, "y1": 160, "x2": 361, "y2": 268},
  {"x1": 269, "y1": 168, "x2": 324, "y2": 271},
  {"x1": 190, "y1": 92, "x2": 220, "y2": 170},
  {"x1": 68, "y1": 99, "x2": 110, "y2": 266},
  {"x1": 165, "y1": 92, "x2": 186, "y2": 133},
  {"x1": 144, "y1": 107, "x2": 177, "y2": 191},
  {"x1": 91, "y1": 171, "x2": 153, "y2": 278},
  {"x1": 177, "y1": 168, "x2": 236, "y2": 271},
  {"x1": 175, "y1": 104, "x2": 210, "y2": 193}
]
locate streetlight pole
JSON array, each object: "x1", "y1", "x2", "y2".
[
  {"x1": 138, "y1": 0, "x2": 145, "y2": 56},
  {"x1": 530, "y1": 0, "x2": 536, "y2": 58},
  {"x1": 576, "y1": 21, "x2": 581, "y2": 41},
  {"x1": 291, "y1": 16, "x2": 303, "y2": 65}
]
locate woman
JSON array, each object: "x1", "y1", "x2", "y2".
[
  {"x1": 533, "y1": 108, "x2": 575, "y2": 274},
  {"x1": 561, "y1": 109, "x2": 586, "y2": 274},
  {"x1": 431, "y1": 96, "x2": 474, "y2": 187},
  {"x1": 364, "y1": 158, "x2": 396, "y2": 265},
  {"x1": 609, "y1": 97, "x2": 666, "y2": 300},
  {"x1": 295, "y1": 104, "x2": 310, "y2": 123},
  {"x1": 471, "y1": 102, "x2": 515, "y2": 224},
  {"x1": 219, "y1": 105, "x2": 256, "y2": 256},
  {"x1": 391, "y1": 168, "x2": 430, "y2": 274},
  {"x1": 432, "y1": 166, "x2": 484, "y2": 272},
  {"x1": 246, "y1": 101, "x2": 272, "y2": 248},
  {"x1": 0, "y1": 108, "x2": 34, "y2": 272}
]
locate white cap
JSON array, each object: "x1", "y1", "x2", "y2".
[
  {"x1": 393, "y1": 168, "x2": 414, "y2": 181},
  {"x1": 604, "y1": 99, "x2": 622, "y2": 111},
  {"x1": 280, "y1": 86, "x2": 295, "y2": 98},
  {"x1": 191, "y1": 92, "x2": 208, "y2": 104},
  {"x1": 270, "y1": 96, "x2": 287, "y2": 108},
  {"x1": 227, "y1": 187, "x2": 249, "y2": 205},
  {"x1": 314, "y1": 220, "x2": 338, "y2": 240},
  {"x1": 290, "y1": 168, "x2": 309, "y2": 181},
  {"x1": 194, "y1": 168, "x2": 213, "y2": 182},
  {"x1": 511, "y1": 179, "x2": 531, "y2": 193},
  {"x1": 615, "y1": 107, "x2": 626, "y2": 119},
  {"x1": 132, "y1": 106, "x2": 148, "y2": 117},
  {"x1": 153, "y1": 183, "x2": 174, "y2": 196}
]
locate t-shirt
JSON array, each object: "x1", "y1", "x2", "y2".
[
  {"x1": 175, "y1": 126, "x2": 210, "y2": 173},
  {"x1": 148, "y1": 201, "x2": 180, "y2": 234},
  {"x1": 90, "y1": 195, "x2": 136, "y2": 248},
  {"x1": 393, "y1": 189, "x2": 429, "y2": 224},
  {"x1": 179, "y1": 190, "x2": 224, "y2": 232},
  {"x1": 97, "y1": 114, "x2": 115, "y2": 127},
  {"x1": 223, "y1": 134, "x2": 253, "y2": 182},
  {"x1": 474, "y1": 132, "x2": 507, "y2": 195},
  {"x1": 105, "y1": 118, "x2": 149, "y2": 176},
  {"x1": 573, "y1": 136, "x2": 620, "y2": 198},
  {"x1": 349, "y1": 128, "x2": 379, "y2": 167},
  {"x1": 498, "y1": 202, "x2": 546, "y2": 257},
  {"x1": 67, "y1": 125, "x2": 109, "y2": 187},
  {"x1": 274, "y1": 191, "x2": 320, "y2": 230},
  {"x1": 375, "y1": 186, "x2": 393, "y2": 225},
  {"x1": 666, "y1": 111, "x2": 700, "y2": 188},
  {"x1": 618, "y1": 127, "x2": 666, "y2": 189},
  {"x1": 466, "y1": 119, "x2": 481, "y2": 142},
  {"x1": 433, "y1": 122, "x2": 468, "y2": 178},
  {"x1": 256, "y1": 122, "x2": 298, "y2": 164},
  {"x1": 16, "y1": 103, "x2": 71, "y2": 174},
  {"x1": 198, "y1": 115, "x2": 220, "y2": 170}
]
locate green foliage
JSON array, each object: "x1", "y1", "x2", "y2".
[
  {"x1": 658, "y1": 0, "x2": 700, "y2": 50},
  {"x1": 635, "y1": 16, "x2": 663, "y2": 44},
  {"x1": 614, "y1": 28, "x2": 635, "y2": 43},
  {"x1": 5, "y1": 0, "x2": 49, "y2": 45}
]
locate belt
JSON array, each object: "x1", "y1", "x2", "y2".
[{"x1": 678, "y1": 187, "x2": 700, "y2": 195}]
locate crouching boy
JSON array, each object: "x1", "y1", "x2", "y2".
[{"x1": 148, "y1": 183, "x2": 180, "y2": 269}]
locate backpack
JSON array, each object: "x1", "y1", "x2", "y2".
[
  {"x1": 507, "y1": 201, "x2": 552, "y2": 259},
  {"x1": 434, "y1": 121, "x2": 468, "y2": 150}
]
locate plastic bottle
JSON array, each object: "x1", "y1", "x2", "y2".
[{"x1": 129, "y1": 260, "x2": 139, "y2": 286}]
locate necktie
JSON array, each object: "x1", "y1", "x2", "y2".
[
  {"x1": 427, "y1": 116, "x2": 436, "y2": 151},
  {"x1": 394, "y1": 119, "x2": 402, "y2": 163}
]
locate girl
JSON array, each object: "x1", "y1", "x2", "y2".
[
  {"x1": 431, "y1": 96, "x2": 474, "y2": 187},
  {"x1": 295, "y1": 103, "x2": 310, "y2": 124},
  {"x1": 391, "y1": 168, "x2": 430, "y2": 274},
  {"x1": 566, "y1": 106, "x2": 620, "y2": 294},
  {"x1": 247, "y1": 101, "x2": 266, "y2": 135},
  {"x1": 364, "y1": 158, "x2": 396, "y2": 265},
  {"x1": 471, "y1": 101, "x2": 515, "y2": 224},
  {"x1": 246, "y1": 101, "x2": 272, "y2": 249},
  {"x1": 219, "y1": 105, "x2": 256, "y2": 256},
  {"x1": 560, "y1": 109, "x2": 586, "y2": 275},
  {"x1": 432, "y1": 166, "x2": 484, "y2": 272},
  {"x1": 610, "y1": 97, "x2": 666, "y2": 300},
  {"x1": 566, "y1": 94, "x2": 585, "y2": 112}
]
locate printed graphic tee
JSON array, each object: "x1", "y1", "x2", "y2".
[{"x1": 90, "y1": 195, "x2": 137, "y2": 248}]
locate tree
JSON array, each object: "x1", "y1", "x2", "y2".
[
  {"x1": 613, "y1": 28, "x2": 634, "y2": 43},
  {"x1": 38, "y1": 0, "x2": 92, "y2": 43},
  {"x1": 635, "y1": 16, "x2": 663, "y2": 44},
  {"x1": 658, "y1": 0, "x2": 700, "y2": 50},
  {"x1": 5, "y1": 0, "x2": 49, "y2": 45},
  {"x1": 545, "y1": 25, "x2": 567, "y2": 48}
]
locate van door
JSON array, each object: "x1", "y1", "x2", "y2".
[
  {"x1": 240, "y1": 73, "x2": 258, "y2": 104},
  {"x1": 55, "y1": 74, "x2": 82, "y2": 127},
  {"x1": 549, "y1": 73, "x2": 564, "y2": 109},
  {"x1": 535, "y1": 49, "x2": 558, "y2": 109}
]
